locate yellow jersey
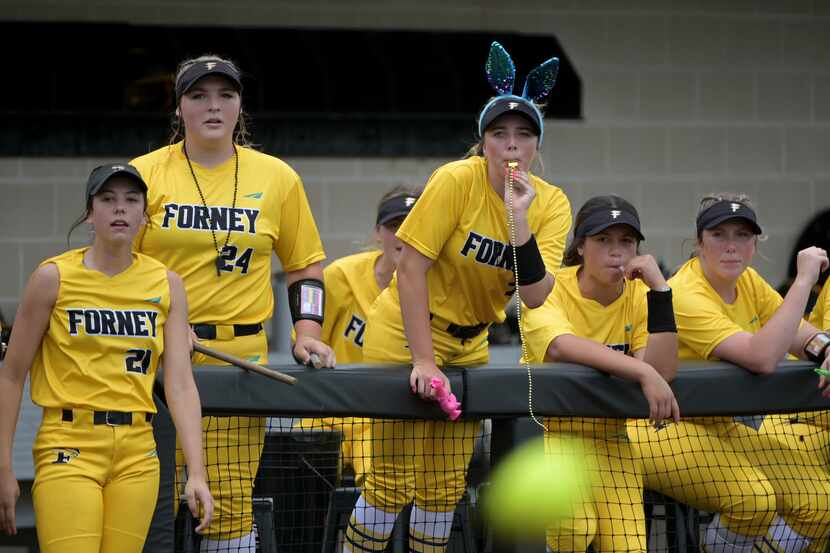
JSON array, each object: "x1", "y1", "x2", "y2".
[
  {"x1": 321, "y1": 250, "x2": 382, "y2": 363},
  {"x1": 523, "y1": 265, "x2": 650, "y2": 363},
  {"x1": 522, "y1": 265, "x2": 649, "y2": 437},
  {"x1": 669, "y1": 257, "x2": 783, "y2": 361},
  {"x1": 131, "y1": 142, "x2": 325, "y2": 325},
  {"x1": 809, "y1": 280, "x2": 830, "y2": 329},
  {"x1": 30, "y1": 248, "x2": 169, "y2": 413},
  {"x1": 391, "y1": 155, "x2": 571, "y2": 326}
]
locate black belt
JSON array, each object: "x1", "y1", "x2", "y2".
[
  {"x1": 446, "y1": 321, "x2": 489, "y2": 340},
  {"x1": 429, "y1": 313, "x2": 489, "y2": 340},
  {"x1": 192, "y1": 323, "x2": 263, "y2": 341},
  {"x1": 62, "y1": 409, "x2": 153, "y2": 426}
]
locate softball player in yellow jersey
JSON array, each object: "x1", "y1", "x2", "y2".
[
  {"x1": 760, "y1": 281, "x2": 830, "y2": 449},
  {"x1": 808, "y1": 280, "x2": 830, "y2": 332},
  {"x1": 628, "y1": 194, "x2": 830, "y2": 553},
  {"x1": 805, "y1": 279, "x2": 830, "y2": 438},
  {"x1": 0, "y1": 164, "x2": 211, "y2": 551},
  {"x1": 296, "y1": 185, "x2": 420, "y2": 485},
  {"x1": 131, "y1": 55, "x2": 334, "y2": 552},
  {"x1": 522, "y1": 196, "x2": 679, "y2": 553},
  {"x1": 759, "y1": 278, "x2": 830, "y2": 553},
  {"x1": 760, "y1": 279, "x2": 830, "y2": 443},
  {"x1": 345, "y1": 42, "x2": 569, "y2": 553}
]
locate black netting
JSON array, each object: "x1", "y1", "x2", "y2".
[{"x1": 156, "y1": 362, "x2": 830, "y2": 553}]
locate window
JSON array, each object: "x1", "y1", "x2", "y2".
[{"x1": 0, "y1": 23, "x2": 580, "y2": 156}]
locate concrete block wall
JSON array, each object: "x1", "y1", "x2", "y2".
[{"x1": 2, "y1": 0, "x2": 830, "y2": 322}]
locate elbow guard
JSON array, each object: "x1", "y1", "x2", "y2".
[
  {"x1": 804, "y1": 332, "x2": 830, "y2": 364},
  {"x1": 288, "y1": 279, "x2": 325, "y2": 326}
]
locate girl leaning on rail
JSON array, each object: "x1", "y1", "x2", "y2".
[
  {"x1": 627, "y1": 192, "x2": 830, "y2": 553},
  {"x1": 343, "y1": 42, "x2": 571, "y2": 553},
  {"x1": 294, "y1": 184, "x2": 421, "y2": 486},
  {"x1": 759, "y1": 259, "x2": 830, "y2": 553},
  {"x1": 521, "y1": 195, "x2": 679, "y2": 553},
  {"x1": 0, "y1": 164, "x2": 212, "y2": 551}
]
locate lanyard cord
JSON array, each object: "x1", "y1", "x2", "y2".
[
  {"x1": 506, "y1": 161, "x2": 547, "y2": 431},
  {"x1": 183, "y1": 143, "x2": 239, "y2": 276}
]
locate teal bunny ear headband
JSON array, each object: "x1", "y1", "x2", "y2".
[{"x1": 478, "y1": 42, "x2": 560, "y2": 148}]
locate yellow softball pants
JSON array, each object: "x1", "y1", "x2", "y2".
[
  {"x1": 627, "y1": 415, "x2": 830, "y2": 540},
  {"x1": 32, "y1": 408, "x2": 159, "y2": 553},
  {"x1": 546, "y1": 419, "x2": 647, "y2": 553},
  {"x1": 178, "y1": 330, "x2": 268, "y2": 540},
  {"x1": 627, "y1": 418, "x2": 777, "y2": 537},
  {"x1": 760, "y1": 411, "x2": 830, "y2": 463},
  {"x1": 360, "y1": 302, "x2": 488, "y2": 514},
  {"x1": 758, "y1": 411, "x2": 830, "y2": 543}
]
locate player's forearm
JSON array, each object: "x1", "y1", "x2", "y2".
[
  {"x1": 511, "y1": 214, "x2": 532, "y2": 249},
  {"x1": 397, "y1": 260, "x2": 435, "y2": 364},
  {"x1": 0, "y1": 374, "x2": 25, "y2": 469},
  {"x1": 548, "y1": 334, "x2": 652, "y2": 383},
  {"x1": 286, "y1": 263, "x2": 324, "y2": 288},
  {"x1": 294, "y1": 319, "x2": 322, "y2": 341},
  {"x1": 642, "y1": 334, "x2": 678, "y2": 382},
  {"x1": 750, "y1": 279, "x2": 812, "y2": 371},
  {"x1": 163, "y1": 271, "x2": 205, "y2": 479}
]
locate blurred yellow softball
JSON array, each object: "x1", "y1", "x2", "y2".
[{"x1": 484, "y1": 435, "x2": 593, "y2": 537}]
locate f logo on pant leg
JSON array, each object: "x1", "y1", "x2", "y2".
[{"x1": 52, "y1": 448, "x2": 80, "y2": 464}]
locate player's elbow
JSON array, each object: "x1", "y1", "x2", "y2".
[
  {"x1": 545, "y1": 338, "x2": 566, "y2": 363},
  {"x1": 518, "y1": 277, "x2": 553, "y2": 309},
  {"x1": 714, "y1": 336, "x2": 780, "y2": 375},
  {"x1": 741, "y1": 356, "x2": 778, "y2": 375},
  {"x1": 396, "y1": 263, "x2": 417, "y2": 289},
  {"x1": 751, "y1": 359, "x2": 779, "y2": 375},
  {"x1": 287, "y1": 262, "x2": 324, "y2": 283},
  {"x1": 655, "y1": 363, "x2": 678, "y2": 383}
]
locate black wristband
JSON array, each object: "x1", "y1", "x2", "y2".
[
  {"x1": 288, "y1": 278, "x2": 325, "y2": 325},
  {"x1": 804, "y1": 332, "x2": 830, "y2": 364},
  {"x1": 647, "y1": 289, "x2": 677, "y2": 333},
  {"x1": 514, "y1": 234, "x2": 547, "y2": 286}
]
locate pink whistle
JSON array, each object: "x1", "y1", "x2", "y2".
[{"x1": 430, "y1": 378, "x2": 462, "y2": 421}]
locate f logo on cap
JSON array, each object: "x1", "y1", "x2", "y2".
[
  {"x1": 611, "y1": 210, "x2": 621, "y2": 219},
  {"x1": 405, "y1": 197, "x2": 416, "y2": 207},
  {"x1": 730, "y1": 203, "x2": 740, "y2": 212},
  {"x1": 112, "y1": 165, "x2": 125, "y2": 171},
  {"x1": 508, "y1": 102, "x2": 519, "y2": 109},
  {"x1": 205, "y1": 62, "x2": 217, "y2": 70}
]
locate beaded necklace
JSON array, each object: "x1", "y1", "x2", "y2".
[{"x1": 183, "y1": 143, "x2": 239, "y2": 277}]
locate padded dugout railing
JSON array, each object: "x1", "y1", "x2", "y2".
[{"x1": 144, "y1": 361, "x2": 830, "y2": 553}]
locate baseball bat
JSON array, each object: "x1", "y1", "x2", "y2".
[{"x1": 193, "y1": 342, "x2": 297, "y2": 385}]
